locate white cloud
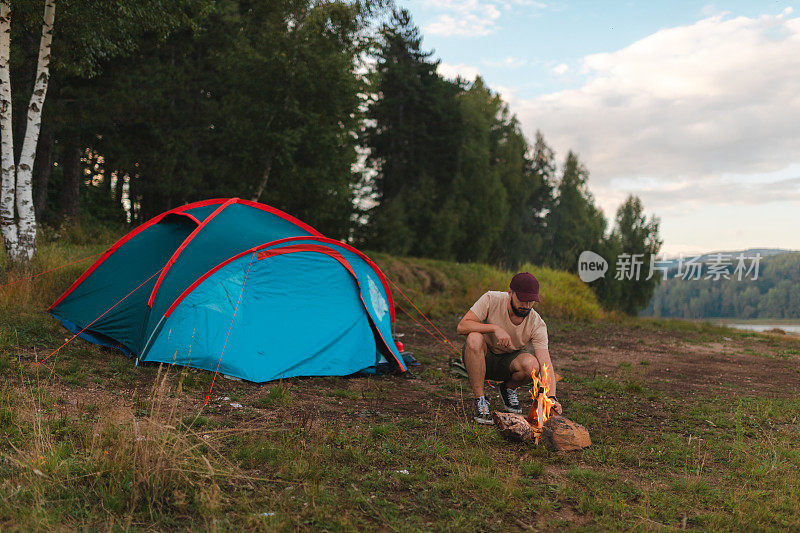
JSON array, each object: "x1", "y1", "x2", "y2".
[
  {"x1": 504, "y1": 0, "x2": 548, "y2": 7},
  {"x1": 514, "y1": 10, "x2": 800, "y2": 199},
  {"x1": 609, "y1": 173, "x2": 800, "y2": 215},
  {"x1": 424, "y1": 1, "x2": 501, "y2": 36},
  {"x1": 551, "y1": 62, "x2": 569, "y2": 74},
  {"x1": 492, "y1": 84, "x2": 521, "y2": 106},
  {"x1": 423, "y1": 0, "x2": 546, "y2": 37},
  {"x1": 701, "y1": 4, "x2": 720, "y2": 17},
  {"x1": 484, "y1": 56, "x2": 527, "y2": 68},
  {"x1": 437, "y1": 62, "x2": 482, "y2": 81}
]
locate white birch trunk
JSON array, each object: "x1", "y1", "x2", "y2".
[
  {"x1": 14, "y1": 0, "x2": 56, "y2": 262},
  {"x1": 251, "y1": 156, "x2": 272, "y2": 202},
  {"x1": 0, "y1": 2, "x2": 17, "y2": 256}
]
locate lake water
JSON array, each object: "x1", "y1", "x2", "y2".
[{"x1": 718, "y1": 323, "x2": 800, "y2": 335}]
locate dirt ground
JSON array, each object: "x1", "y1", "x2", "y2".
[{"x1": 36, "y1": 315, "x2": 800, "y2": 429}]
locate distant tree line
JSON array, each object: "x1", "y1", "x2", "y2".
[
  {"x1": 643, "y1": 253, "x2": 800, "y2": 319},
  {"x1": 4, "y1": 3, "x2": 661, "y2": 314}
]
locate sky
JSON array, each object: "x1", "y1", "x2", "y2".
[{"x1": 401, "y1": 0, "x2": 800, "y2": 256}]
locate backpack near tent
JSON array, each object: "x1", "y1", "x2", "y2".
[{"x1": 49, "y1": 198, "x2": 406, "y2": 381}]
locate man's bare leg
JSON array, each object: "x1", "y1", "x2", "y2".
[
  {"x1": 506, "y1": 352, "x2": 538, "y2": 389},
  {"x1": 463, "y1": 332, "x2": 488, "y2": 397}
]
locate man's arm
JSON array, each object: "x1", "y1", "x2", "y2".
[
  {"x1": 457, "y1": 310, "x2": 511, "y2": 348},
  {"x1": 534, "y1": 348, "x2": 562, "y2": 413}
]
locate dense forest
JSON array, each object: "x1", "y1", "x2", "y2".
[
  {"x1": 1, "y1": 1, "x2": 662, "y2": 314},
  {"x1": 644, "y1": 252, "x2": 800, "y2": 319}
]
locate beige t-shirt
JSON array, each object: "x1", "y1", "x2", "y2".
[{"x1": 469, "y1": 291, "x2": 548, "y2": 353}]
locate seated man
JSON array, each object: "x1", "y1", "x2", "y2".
[{"x1": 456, "y1": 272, "x2": 562, "y2": 424}]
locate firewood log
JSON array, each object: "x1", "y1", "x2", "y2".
[
  {"x1": 491, "y1": 411, "x2": 533, "y2": 442},
  {"x1": 541, "y1": 416, "x2": 591, "y2": 451}
]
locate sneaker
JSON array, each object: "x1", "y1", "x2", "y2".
[
  {"x1": 498, "y1": 383, "x2": 522, "y2": 414},
  {"x1": 474, "y1": 396, "x2": 494, "y2": 425}
]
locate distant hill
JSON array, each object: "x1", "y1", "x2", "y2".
[
  {"x1": 643, "y1": 250, "x2": 800, "y2": 319},
  {"x1": 656, "y1": 248, "x2": 799, "y2": 273}
]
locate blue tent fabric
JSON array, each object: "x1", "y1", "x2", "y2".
[
  {"x1": 144, "y1": 202, "x2": 320, "y2": 335},
  {"x1": 49, "y1": 198, "x2": 405, "y2": 381},
  {"x1": 257, "y1": 238, "x2": 396, "y2": 363},
  {"x1": 58, "y1": 317, "x2": 135, "y2": 356},
  {"x1": 144, "y1": 250, "x2": 384, "y2": 381}
]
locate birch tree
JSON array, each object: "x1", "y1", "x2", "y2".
[{"x1": 0, "y1": 0, "x2": 54, "y2": 263}]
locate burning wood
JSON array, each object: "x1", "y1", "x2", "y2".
[
  {"x1": 492, "y1": 364, "x2": 591, "y2": 451},
  {"x1": 527, "y1": 364, "x2": 556, "y2": 430}
]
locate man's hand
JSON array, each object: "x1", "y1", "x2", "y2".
[
  {"x1": 494, "y1": 326, "x2": 512, "y2": 348},
  {"x1": 550, "y1": 398, "x2": 563, "y2": 415}
]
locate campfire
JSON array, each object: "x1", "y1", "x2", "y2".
[
  {"x1": 491, "y1": 364, "x2": 591, "y2": 451},
  {"x1": 527, "y1": 364, "x2": 556, "y2": 432}
]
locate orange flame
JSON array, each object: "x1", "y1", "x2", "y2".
[{"x1": 527, "y1": 364, "x2": 556, "y2": 429}]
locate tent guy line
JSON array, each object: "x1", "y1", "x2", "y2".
[
  {"x1": 0, "y1": 251, "x2": 102, "y2": 291},
  {"x1": 394, "y1": 300, "x2": 461, "y2": 359},
  {"x1": 35, "y1": 266, "x2": 165, "y2": 367},
  {"x1": 206, "y1": 251, "x2": 256, "y2": 405},
  {"x1": 387, "y1": 277, "x2": 461, "y2": 357}
]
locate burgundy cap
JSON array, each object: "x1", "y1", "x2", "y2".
[{"x1": 510, "y1": 272, "x2": 540, "y2": 302}]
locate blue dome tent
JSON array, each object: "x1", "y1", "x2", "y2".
[{"x1": 49, "y1": 198, "x2": 406, "y2": 381}]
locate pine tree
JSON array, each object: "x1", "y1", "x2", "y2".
[
  {"x1": 546, "y1": 150, "x2": 606, "y2": 270},
  {"x1": 606, "y1": 195, "x2": 662, "y2": 314},
  {"x1": 361, "y1": 9, "x2": 462, "y2": 257},
  {"x1": 452, "y1": 77, "x2": 508, "y2": 263},
  {"x1": 491, "y1": 129, "x2": 555, "y2": 268}
]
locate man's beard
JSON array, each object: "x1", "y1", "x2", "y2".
[{"x1": 511, "y1": 301, "x2": 531, "y2": 317}]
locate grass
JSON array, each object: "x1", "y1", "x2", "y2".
[
  {"x1": 0, "y1": 368, "x2": 247, "y2": 529},
  {"x1": 251, "y1": 383, "x2": 292, "y2": 408},
  {"x1": 1, "y1": 238, "x2": 800, "y2": 529},
  {"x1": 615, "y1": 314, "x2": 757, "y2": 341},
  {"x1": 3, "y1": 349, "x2": 800, "y2": 530}
]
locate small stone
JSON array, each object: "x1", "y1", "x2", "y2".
[{"x1": 541, "y1": 416, "x2": 591, "y2": 451}]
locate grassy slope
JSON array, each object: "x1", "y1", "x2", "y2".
[
  {"x1": 1, "y1": 239, "x2": 799, "y2": 530},
  {"x1": 369, "y1": 252, "x2": 605, "y2": 322}
]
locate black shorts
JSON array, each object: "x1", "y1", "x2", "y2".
[{"x1": 461, "y1": 342, "x2": 525, "y2": 382}]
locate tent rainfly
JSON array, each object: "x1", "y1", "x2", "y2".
[{"x1": 49, "y1": 198, "x2": 406, "y2": 381}]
